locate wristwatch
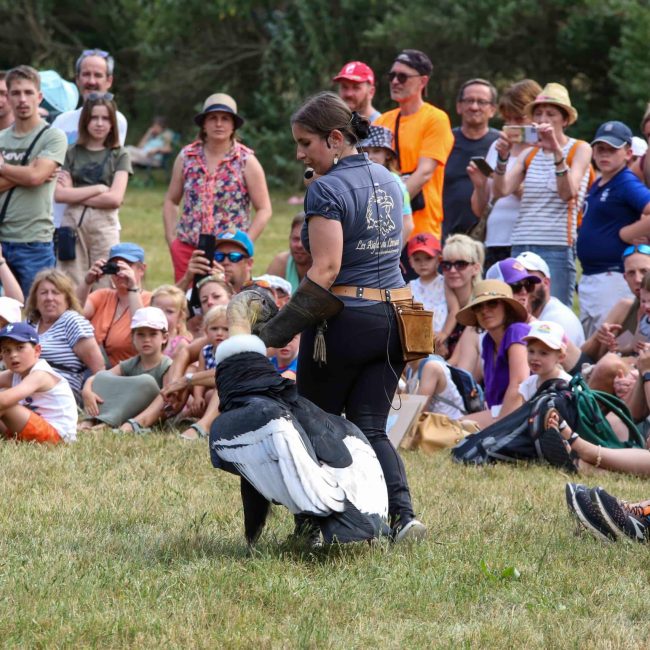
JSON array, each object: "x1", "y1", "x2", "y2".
[
  {"x1": 642, "y1": 372, "x2": 650, "y2": 384},
  {"x1": 184, "y1": 372, "x2": 194, "y2": 387}
]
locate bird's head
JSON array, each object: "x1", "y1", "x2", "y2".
[{"x1": 227, "y1": 286, "x2": 279, "y2": 336}]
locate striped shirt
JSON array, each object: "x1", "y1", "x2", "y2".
[
  {"x1": 512, "y1": 138, "x2": 590, "y2": 247},
  {"x1": 31, "y1": 310, "x2": 96, "y2": 396}
]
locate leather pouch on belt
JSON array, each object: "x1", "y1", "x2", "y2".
[{"x1": 392, "y1": 300, "x2": 434, "y2": 362}]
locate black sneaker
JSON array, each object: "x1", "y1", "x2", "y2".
[
  {"x1": 565, "y1": 483, "x2": 615, "y2": 543},
  {"x1": 592, "y1": 487, "x2": 649, "y2": 543}
]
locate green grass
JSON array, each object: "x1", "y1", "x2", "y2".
[{"x1": 3, "y1": 175, "x2": 650, "y2": 647}]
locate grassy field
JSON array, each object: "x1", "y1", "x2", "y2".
[{"x1": 2, "y1": 175, "x2": 650, "y2": 648}]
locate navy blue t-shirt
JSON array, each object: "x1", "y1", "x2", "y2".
[
  {"x1": 301, "y1": 154, "x2": 404, "y2": 290},
  {"x1": 577, "y1": 167, "x2": 650, "y2": 275}
]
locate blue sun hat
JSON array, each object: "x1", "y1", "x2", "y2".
[{"x1": 39, "y1": 70, "x2": 79, "y2": 114}]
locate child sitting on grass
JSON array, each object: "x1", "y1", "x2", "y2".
[
  {"x1": 406, "y1": 233, "x2": 460, "y2": 356},
  {"x1": 0, "y1": 322, "x2": 76, "y2": 444},
  {"x1": 190, "y1": 305, "x2": 228, "y2": 417},
  {"x1": 518, "y1": 320, "x2": 571, "y2": 401},
  {"x1": 81, "y1": 307, "x2": 172, "y2": 431},
  {"x1": 150, "y1": 284, "x2": 192, "y2": 359}
]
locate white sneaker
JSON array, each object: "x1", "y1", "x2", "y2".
[{"x1": 394, "y1": 518, "x2": 427, "y2": 542}]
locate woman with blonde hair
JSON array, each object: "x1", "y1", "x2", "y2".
[
  {"x1": 440, "y1": 234, "x2": 484, "y2": 359},
  {"x1": 25, "y1": 268, "x2": 104, "y2": 400}
]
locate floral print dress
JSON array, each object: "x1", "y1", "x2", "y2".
[{"x1": 177, "y1": 140, "x2": 252, "y2": 245}]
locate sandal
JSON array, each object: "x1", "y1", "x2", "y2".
[
  {"x1": 115, "y1": 418, "x2": 152, "y2": 435},
  {"x1": 179, "y1": 422, "x2": 208, "y2": 441}
]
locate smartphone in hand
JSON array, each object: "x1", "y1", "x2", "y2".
[
  {"x1": 504, "y1": 125, "x2": 539, "y2": 144},
  {"x1": 470, "y1": 156, "x2": 494, "y2": 177}
]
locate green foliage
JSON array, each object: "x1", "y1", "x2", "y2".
[{"x1": 1, "y1": 0, "x2": 649, "y2": 184}]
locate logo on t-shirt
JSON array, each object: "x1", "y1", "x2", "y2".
[{"x1": 365, "y1": 188, "x2": 396, "y2": 237}]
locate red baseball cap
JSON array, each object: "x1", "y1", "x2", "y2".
[
  {"x1": 333, "y1": 61, "x2": 375, "y2": 85},
  {"x1": 407, "y1": 233, "x2": 441, "y2": 258}
]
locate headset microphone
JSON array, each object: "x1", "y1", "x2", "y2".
[{"x1": 304, "y1": 167, "x2": 314, "y2": 180}]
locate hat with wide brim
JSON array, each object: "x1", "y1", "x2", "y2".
[
  {"x1": 194, "y1": 93, "x2": 244, "y2": 129},
  {"x1": 39, "y1": 70, "x2": 79, "y2": 113},
  {"x1": 456, "y1": 279, "x2": 528, "y2": 327},
  {"x1": 524, "y1": 83, "x2": 578, "y2": 126}
]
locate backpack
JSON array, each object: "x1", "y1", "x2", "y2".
[
  {"x1": 412, "y1": 356, "x2": 485, "y2": 415},
  {"x1": 451, "y1": 378, "x2": 576, "y2": 471},
  {"x1": 551, "y1": 374, "x2": 645, "y2": 449},
  {"x1": 524, "y1": 139, "x2": 596, "y2": 233}
]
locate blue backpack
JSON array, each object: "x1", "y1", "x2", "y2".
[{"x1": 413, "y1": 356, "x2": 485, "y2": 415}]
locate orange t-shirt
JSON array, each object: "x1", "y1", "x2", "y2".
[
  {"x1": 88, "y1": 288, "x2": 152, "y2": 366},
  {"x1": 375, "y1": 103, "x2": 453, "y2": 239}
]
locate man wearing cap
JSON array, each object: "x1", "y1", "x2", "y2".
[
  {"x1": 375, "y1": 49, "x2": 453, "y2": 242},
  {"x1": 0, "y1": 72, "x2": 14, "y2": 130},
  {"x1": 442, "y1": 79, "x2": 499, "y2": 239},
  {"x1": 0, "y1": 66, "x2": 67, "y2": 297},
  {"x1": 215, "y1": 229, "x2": 254, "y2": 293},
  {"x1": 332, "y1": 61, "x2": 380, "y2": 123},
  {"x1": 51, "y1": 48, "x2": 128, "y2": 229},
  {"x1": 576, "y1": 121, "x2": 650, "y2": 337},
  {"x1": 515, "y1": 251, "x2": 585, "y2": 347},
  {"x1": 163, "y1": 93, "x2": 271, "y2": 282}
]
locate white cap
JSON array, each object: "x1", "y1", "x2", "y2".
[
  {"x1": 516, "y1": 251, "x2": 551, "y2": 279},
  {"x1": 0, "y1": 296, "x2": 23, "y2": 324},
  {"x1": 632, "y1": 136, "x2": 648, "y2": 158},
  {"x1": 524, "y1": 320, "x2": 566, "y2": 350},
  {"x1": 253, "y1": 274, "x2": 292, "y2": 296},
  {"x1": 130, "y1": 306, "x2": 168, "y2": 331}
]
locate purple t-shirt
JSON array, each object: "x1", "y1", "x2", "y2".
[{"x1": 481, "y1": 321, "x2": 530, "y2": 407}]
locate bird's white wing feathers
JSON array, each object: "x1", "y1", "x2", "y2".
[
  {"x1": 328, "y1": 436, "x2": 389, "y2": 519},
  {"x1": 216, "y1": 416, "x2": 346, "y2": 515}
]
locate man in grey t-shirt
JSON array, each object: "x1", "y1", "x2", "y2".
[
  {"x1": 442, "y1": 78, "x2": 499, "y2": 239},
  {"x1": 0, "y1": 66, "x2": 66, "y2": 295}
]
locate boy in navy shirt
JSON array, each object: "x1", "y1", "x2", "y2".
[{"x1": 577, "y1": 121, "x2": 650, "y2": 336}]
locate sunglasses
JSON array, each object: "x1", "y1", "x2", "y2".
[
  {"x1": 215, "y1": 251, "x2": 248, "y2": 263},
  {"x1": 387, "y1": 71, "x2": 421, "y2": 84},
  {"x1": 87, "y1": 92, "x2": 114, "y2": 101},
  {"x1": 622, "y1": 244, "x2": 650, "y2": 259},
  {"x1": 509, "y1": 279, "x2": 537, "y2": 294},
  {"x1": 81, "y1": 49, "x2": 110, "y2": 58},
  {"x1": 440, "y1": 260, "x2": 471, "y2": 272},
  {"x1": 242, "y1": 279, "x2": 272, "y2": 290}
]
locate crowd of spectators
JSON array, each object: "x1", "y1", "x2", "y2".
[{"x1": 1, "y1": 45, "x2": 650, "y2": 527}]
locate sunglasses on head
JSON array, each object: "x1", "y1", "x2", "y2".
[
  {"x1": 509, "y1": 279, "x2": 537, "y2": 294},
  {"x1": 215, "y1": 251, "x2": 247, "y2": 263},
  {"x1": 387, "y1": 71, "x2": 421, "y2": 84},
  {"x1": 82, "y1": 48, "x2": 110, "y2": 58},
  {"x1": 440, "y1": 260, "x2": 471, "y2": 272},
  {"x1": 87, "y1": 92, "x2": 114, "y2": 101},
  {"x1": 242, "y1": 279, "x2": 272, "y2": 290},
  {"x1": 622, "y1": 244, "x2": 650, "y2": 259}
]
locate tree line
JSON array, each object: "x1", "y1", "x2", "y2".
[{"x1": 1, "y1": 0, "x2": 648, "y2": 186}]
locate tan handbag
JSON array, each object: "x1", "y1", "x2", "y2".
[
  {"x1": 400, "y1": 411, "x2": 480, "y2": 454},
  {"x1": 393, "y1": 300, "x2": 434, "y2": 362}
]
